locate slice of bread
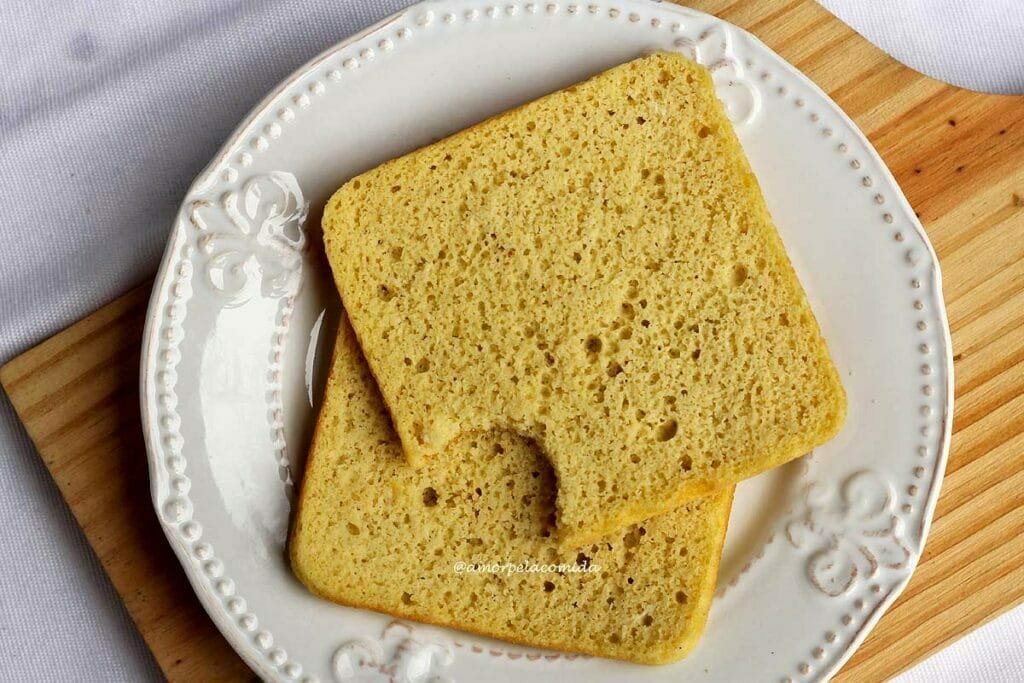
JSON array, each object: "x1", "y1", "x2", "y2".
[
  {"x1": 290, "y1": 319, "x2": 733, "y2": 664},
  {"x1": 323, "y1": 51, "x2": 845, "y2": 546}
]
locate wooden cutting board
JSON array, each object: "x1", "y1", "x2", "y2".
[{"x1": 2, "y1": 0, "x2": 1022, "y2": 680}]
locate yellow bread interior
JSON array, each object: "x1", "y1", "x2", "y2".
[
  {"x1": 290, "y1": 319, "x2": 733, "y2": 664},
  {"x1": 322, "y1": 51, "x2": 845, "y2": 546}
]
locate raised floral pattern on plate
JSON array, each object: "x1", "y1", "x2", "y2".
[
  {"x1": 333, "y1": 621, "x2": 454, "y2": 683},
  {"x1": 188, "y1": 172, "x2": 309, "y2": 305},
  {"x1": 786, "y1": 470, "x2": 913, "y2": 597},
  {"x1": 673, "y1": 24, "x2": 762, "y2": 127}
]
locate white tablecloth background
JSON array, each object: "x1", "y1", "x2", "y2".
[{"x1": 1, "y1": 1, "x2": 1021, "y2": 680}]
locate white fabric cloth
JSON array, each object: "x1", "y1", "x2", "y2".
[
  {"x1": 818, "y1": 0, "x2": 1024, "y2": 95},
  {"x1": 0, "y1": 1, "x2": 1020, "y2": 680}
]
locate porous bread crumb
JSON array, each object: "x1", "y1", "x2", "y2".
[
  {"x1": 289, "y1": 320, "x2": 732, "y2": 664},
  {"x1": 323, "y1": 51, "x2": 845, "y2": 546}
]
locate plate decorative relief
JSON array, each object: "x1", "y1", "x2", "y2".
[
  {"x1": 333, "y1": 621, "x2": 454, "y2": 683},
  {"x1": 141, "y1": 1, "x2": 953, "y2": 682},
  {"x1": 671, "y1": 23, "x2": 762, "y2": 126},
  {"x1": 189, "y1": 172, "x2": 309, "y2": 306},
  {"x1": 786, "y1": 470, "x2": 912, "y2": 598}
]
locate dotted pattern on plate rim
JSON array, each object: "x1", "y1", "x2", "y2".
[
  {"x1": 270, "y1": 295, "x2": 298, "y2": 496},
  {"x1": 155, "y1": 239, "x2": 313, "y2": 681},
  {"x1": 150, "y1": 4, "x2": 948, "y2": 681},
  {"x1": 755, "y1": 52, "x2": 942, "y2": 683}
]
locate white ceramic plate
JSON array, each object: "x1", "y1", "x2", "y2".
[{"x1": 140, "y1": 1, "x2": 953, "y2": 681}]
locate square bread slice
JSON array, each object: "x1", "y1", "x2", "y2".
[
  {"x1": 322, "y1": 51, "x2": 845, "y2": 546},
  {"x1": 289, "y1": 320, "x2": 733, "y2": 664}
]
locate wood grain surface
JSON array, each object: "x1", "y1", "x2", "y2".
[{"x1": 2, "y1": 0, "x2": 1022, "y2": 680}]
